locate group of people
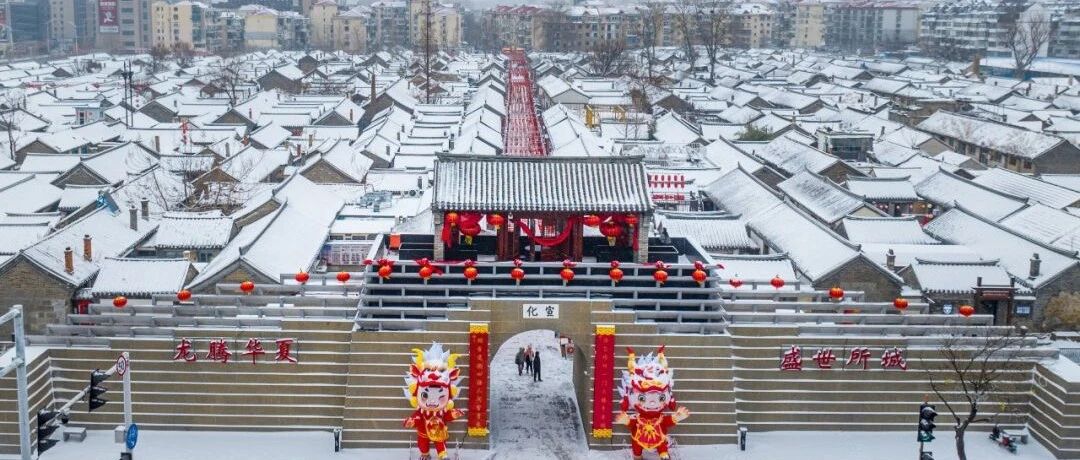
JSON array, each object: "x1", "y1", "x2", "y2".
[{"x1": 515, "y1": 345, "x2": 542, "y2": 382}]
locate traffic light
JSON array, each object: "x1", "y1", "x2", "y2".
[
  {"x1": 89, "y1": 369, "x2": 109, "y2": 413},
  {"x1": 36, "y1": 409, "x2": 59, "y2": 454},
  {"x1": 918, "y1": 403, "x2": 937, "y2": 442}
]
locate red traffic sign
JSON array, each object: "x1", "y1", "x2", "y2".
[{"x1": 116, "y1": 354, "x2": 129, "y2": 376}]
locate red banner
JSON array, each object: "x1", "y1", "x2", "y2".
[
  {"x1": 98, "y1": 0, "x2": 119, "y2": 33},
  {"x1": 467, "y1": 323, "x2": 490, "y2": 437},
  {"x1": 591, "y1": 324, "x2": 616, "y2": 438}
]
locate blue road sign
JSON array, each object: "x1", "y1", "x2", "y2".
[{"x1": 125, "y1": 423, "x2": 138, "y2": 450}]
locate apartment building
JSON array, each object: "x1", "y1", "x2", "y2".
[
  {"x1": 920, "y1": 0, "x2": 1027, "y2": 61},
  {"x1": 823, "y1": 1, "x2": 919, "y2": 53},
  {"x1": 151, "y1": 0, "x2": 211, "y2": 51},
  {"x1": 95, "y1": 0, "x2": 153, "y2": 52},
  {"x1": 333, "y1": 6, "x2": 369, "y2": 53},
  {"x1": 370, "y1": 0, "x2": 409, "y2": 50},
  {"x1": 240, "y1": 5, "x2": 307, "y2": 50},
  {"x1": 730, "y1": 3, "x2": 773, "y2": 49},
  {"x1": 480, "y1": 5, "x2": 550, "y2": 51},
  {"x1": 409, "y1": 0, "x2": 463, "y2": 50},
  {"x1": 1049, "y1": 8, "x2": 1080, "y2": 59},
  {"x1": 792, "y1": 0, "x2": 825, "y2": 48}
]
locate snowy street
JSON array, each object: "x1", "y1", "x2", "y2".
[
  {"x1": 489, "y1": 329, "x2": 589, "y2": 460},
  {"x1": 19, "y1": 429, "x2": 1059, "y2": 460}
]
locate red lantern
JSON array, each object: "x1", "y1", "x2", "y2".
[
  {"x1": 584, "y1": 214, "x2": 601, "y2": 227},
  {"x1": 829, "y1": 286, "x2": 844, "y2": 300},
  {"x1": 511, "y1": 267, "x2": 525, "y2": 282},
  {"x1": 653, "y1": 268, "x2": 668, "y2": 285},
  {"x1": 729, "y1": 277, "x2": 743, "y2": 288},
  {"x1": 959, "y1": 305, "x2": 975, "y2": 317},
  {"x1": 445, "y1": 212, "x2": 459, "y2": 227},
  {"x1": 609, "y1": 267, "x2": 624, "y2": 283},
  {"x1": 770, "y1": 275, "x2": 785, "y2": 289},
  {"x1": 240, "y1": 281, "x2": 255, "y2": 294},
  {"x1": 624, "y1": 214, "x2": 639, "y2": 227},
  {"x1": 177, "y1": 289, "x2": 192, "y2": 301},
  {"x1": 486, "y1": 213, "x2": 505, "y2": 230},
  {"x1": 461, "y1": 224, "x2": 482, "y2": 245},
  {"x1": 295, "y1": 271, "x2": 310, "y2": 284},
  {"x1": 464, "y1": 266, "x2": 479, "y2": 281},
  {"x1": 419, "y1": 266, "x2": 434, "y2": 280},
  {"x1": 893, "y1": 298, "x2": 909, "y2": 310},
  {"x1": 692, "y1": 269, "x2": 708, "y2": 286},
  {"x1": 113, "y1": 295, "x2": 127, "y2": 308},
  {"x1": 337, "y1": 271, "x2": 351, "y2": 283},
  {"x1": 600, "y1": 221, "x2": 623, "y2": 246},
  {"x1": 378, "y1": 265, "x2": 393, "y2": 279},
  {"x1": 560, "y1": 268, "x2": 575, "y2": 283}
]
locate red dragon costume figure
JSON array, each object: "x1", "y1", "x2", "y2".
[
  {"x1": 403, "y1": 342, "x2": 464, "y2": 460},
  {"x1": 615, "y1": 346, "x2": 690, "y2": 460}
]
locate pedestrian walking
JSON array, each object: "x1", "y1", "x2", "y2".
[
  {"x1": 532, "y1": 351, "x2": 543, "y2": 382},
  {"x1": 524, "y1": 345, "x2": 534, "y2": 374},
  {"x1": 515, "y1": 347, "x2": 525, "y2": 376},
  {"x1": 559, "y1": 335, "x2": 569, "y2": 358}
]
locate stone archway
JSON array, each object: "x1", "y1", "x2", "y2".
[
  {"x1": 469, "y1": 299, "x2": 611, "y2": 449},
  {"x1": 488, "y1": 329, "x2": 587, "y2": 459}
]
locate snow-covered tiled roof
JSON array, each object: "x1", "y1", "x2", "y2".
[
  {"x1": 778, "y1": 169, "x2": 872, "y2": 225},
  {"x1": 654, "y1": 211, "x2": 755, "y2": 251},
  {"x1": 908, "y1": 259, "x2": 1014, "y2": 295},
  {"x1": 746, "y1": 202, "x2": 863, "y2": 281},
  {"x1": 713, "y1": 253, "x2": 798, "y2": 283},
  {"x1": 844, "y1": 176, "x2": 918, "y2": 201},
  {"x1": 0, "y1": 223, "x2": 51, "y2": 256},
  {"x1": 703, "y1": 166, "x2": 783, "y2": 219},
  {"x1": 150, "y1": 212, "x2": 234, "y2": 249},
  {"x1": 917, "y1": 111, "x2": 1065, "y2": 159},
  {"x1": 924, "y1": 206, "x2": 1079, "y2": 288},
  {"x1": 737, "y1": 136, "x2": 840, "y2": 176},
  {"x1": 841, "y1": 216, "x2": 939, "y2": 245},
  {"x1": 970, "y1": 168, "x2": 1080, "y2": 210},
  {"x1": 914, "y1": 168, "x2": 1027, "y2": 221},
  {"x1": 860, "y1": 243, "x2": 979, "y2": 268},
  {"x1": 90, "y1": 258, "x2": 191, "y2": 296},
  {"x1": 997, "y1": 203, "x2": 1080, "y2": 249},
  {"x1": 433, "y1": 156, "x2": 652, "y2": 213}
]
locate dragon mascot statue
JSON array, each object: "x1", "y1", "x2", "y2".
[
  {"x1": 403, "y1": 342, "x2": 464, "y2": 460},
  {"x1": 616, "y1": 345, "x2": 690, "y2": 460}
]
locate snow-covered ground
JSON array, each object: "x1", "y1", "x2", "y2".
[
  {"x1": 489, "y1": 329, "x2": 588, "y2": 459},
  {"x1": 21, "y1": 429, "x2": 1057, "y2": 460}
]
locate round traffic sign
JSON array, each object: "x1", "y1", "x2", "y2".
[
  {"x1": 116, "y1": 354, "x2": 129, "y2": 376},
  {"x1": 125, "y1": 423, "x2": 138, "y2": 450}
]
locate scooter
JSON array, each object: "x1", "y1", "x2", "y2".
[{"x1": 989, "y1": 425, "x2": 1018, "y2": 454}]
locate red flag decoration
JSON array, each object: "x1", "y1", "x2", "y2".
[
  {"x1": 591, "y1": 324, "x2": 616, "y2": 439},
  {"x1": 467, "y1": 323, "x2": 490, "y2": 437}
]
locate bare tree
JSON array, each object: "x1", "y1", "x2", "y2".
[
  {"x1": 1007, "y1": 10, "x2": 1051, "y2": 80},
  {"x1": 590, "y1": 38, "x2": 629, "y2": 77},
  {"x1": 924, "y1": 331, "x2": 1027, "y2": 460},
  {"x1": 695, "y1": 0, "x2": 730, "y2": 84},
  {"x1": 172, "y1": 42, "x2": 196, "y2": 68},
  {"x1": 637, "y1": 2, "x2": 665, "y2": 83},
  {"x1": 149, "y1": 45, "x2": 171, "y2": 74},
  {"x1": 209, "y1": 59, "x2": 246, "y2": 106},
  {"x1": 0, "y1": 90, "x2": 27, "y2": 162},
  {"x1": 672, "y1": 2, "x2": 698, "y2": 66}
]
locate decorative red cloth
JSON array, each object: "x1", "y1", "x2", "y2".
[
  {"x1": 515, "y1": 217, "x2": 579, "y2": 247},
  {"x1": 467, "y1": 324, "x2": 490, "y2": 437}
]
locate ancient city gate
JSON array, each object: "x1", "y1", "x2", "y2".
[{"x1": 465, "y1": 298, "x2": 605, "y2": 442}]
